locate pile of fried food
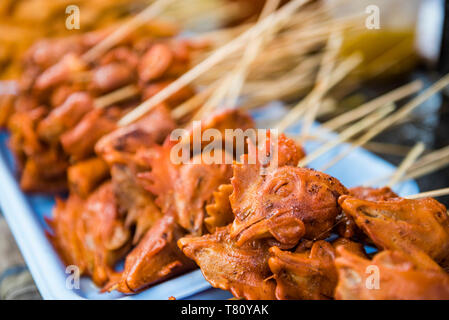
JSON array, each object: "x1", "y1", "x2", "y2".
[
  {"x1": 0, "y1": 26, "x2": 200, "y2": 194},
  {"x1": 1, "y1": 1, "x2": 449, "y2": 301},
  {"x1": 46, "y1": 112, "x2": 449, "y2": 299}
]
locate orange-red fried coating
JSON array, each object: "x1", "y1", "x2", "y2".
[
  {"x1": 268, "y1": 238, "x2": 365, "y2": 300},
  {"x1": 204, "y1": 184, "x2": 234, "y2": 233},
  {"x1": 107, "y1": 214, "x2": 195, "y2": 294},
  {"x1": 335, "y1": 247, "x2": 449, "y2": 300},
  {"x1": 339, "y1": 195, "x2": 449, "y2": 266},
  {"x1": 48, "y1": 182, "x2": 130, "y2": 286},
  {"x1": 230, "y1": 134, "x2": 345, "y2": 248},
  {"x1": 179, "y1": 226, "x2": 277, "y2": 300},
  {"x1": 336, "y1": 186, "x2": 399, "y2": 239}
]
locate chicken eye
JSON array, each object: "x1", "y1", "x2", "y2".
[{"x1": 273, "y1": 181, "x2": 291, "y2": 196}]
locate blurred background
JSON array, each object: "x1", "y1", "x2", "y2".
[{"x1": 0, "y1": 0, "x2": 448, "y2": 299}]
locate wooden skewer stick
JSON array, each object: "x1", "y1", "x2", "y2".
[
  {"x1": 300, "y1": 30, "x2": 343, "y2": 141},
  {"x1": 408, "y1": 145, "x2": 449, "y2": 172},
  {"x1": 94, "y1": 85, "x2": 139, "y2": 109},
  {"x1": 406, "y1": 187, "x2": 449, "y2": 200},
  {"x1": 387, "y1": 142, "x2": 425, "y2": 187},
  {"x1": 297, "y1": 104, "x2": 394, "y2": 167},
  {"x1": 223, "y1": 0, "x2": 281, "y2": 108},
  {"x1": 118, "y1": 0, "x2": 313, "y2": 126},
  {"x1": 322, "y1": 80, "x2": 423, "y2": 131},
  {"x1": 82, "y1": 0, "x2": 175, "y2": 63},
  {"x1": 364, "y1": 145, "x2": 449, "y2": 187},
  {"x1": 171, "y1": 83, "x2": 219, "y2": 120},
  {"x1": 362, "y1": 142, "x2": 414, "y2": 157},
  {"x1": 321, "y1": 73, "x2": 449, "y2": 171},
  {"x1": 276, "y1": 52, "x2": 363, "y2": 133},
  {"x1": 400, "y1": 153, "x2": 449, "y2": 183},
  {"x1": 319, "y1": 103, "x2": 396, "y2": 172}
]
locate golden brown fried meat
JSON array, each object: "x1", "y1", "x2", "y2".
[
  {"x1": 48, "y1": 182, "x2": 130, "y2": 286},
  {"x1": 61, "y1": 108, "x2": 118, "y2": 161},
  {"x1": 110, "y1": 164, "x2": 162, "y2": 245},
  {"x1": 179, "y1": 226, "x2": 277, "y2": 300},
  {"x1": 183, "y1": 108, "x2": 256, "y2": 153},
  {"x1": 339, "y1": 195, "x2": 449, "y2": 266},
  {"x1": 0, "y1": 94, "x2": 15, "y2": 128},
  {"x1": 95, "y1": 104, "x2": 176, "y2": 244},
  {"x1": 335, "y1": 247, "x2": 449, "y2": 300},
  {"x1": 67, "y1": 157, "x2": 110, "y2": 198},
  {"x1": 33, "y1": 53, "x2": 86, "y2": 92},
  {"x1": 107, "y1": 214, "x2": 195, "y2": 294},
  {"x1": 230, "y1": 134, "x2": 344, "y2": 249},
  {"x1": 95, "y1": 104, "x2": 176, "y2": 165},
  {"x1": 138, "y1": 43, "x2": 173, "y2": 82},
  {"x1": 336, "y1": 186, "x2": 398, "y2": 238},
  {"x1": 205, "y1": 184, "x2": 234, "y2": 233},
  {"x1": 37, "y1": 92, "x2": 94, "y2": 144},
  {"x1": 349, "y1": 186, "x2": 398, "y2": 201},
  {"x1": 8, "y1": 106, "x2": 46, "y2": 158},
  {"x1": 89, "y1": 63, "x2": 135, "y2": 94},
  {"x1": 20, "y1": 149, "x2": 69, "y2": 193},
  {"x1": 140, "y1": 146, "x2": 233, "y2": 235},
  {"x1": 268, "y1": 238, "x2": 365, "y2": 300},
  {"x1": 46, "y1": 194, "x2": 87, "y2": 273},
  {"x1": 141, "y1": 81, "x2": 195, "y2": 108},
  {"x1": 138, "y1": 109, "x2": 255, "y2": 234}
]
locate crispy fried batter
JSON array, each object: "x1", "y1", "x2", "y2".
[
  {"x1": 268, "y1": 238, "x2": 365, "y2": 300},
  {"x1": 95, "y1": 104, "x2": 175, "y2": 165},
  {"x1": 138, "y1": 109, "x2": 255, "y2": 234},
  {"x1": 111, "y1": 164, "x2": 162, "y2": 244},
  {"x1": 339, "y1": 195, "x2": 449, "y2": 266},
  {"x1": 230, "y1": 134, "x2": 344, "y2": 248},
  {"x1": 335, "y1": 247, "x2": 449, "y2": 300},
  {"x1": 48, "y1": 182, "x2": 130, "y2": 286},
  {"x1": 336, "y1": 186, "x2": 399, "y2": 238},
  {"x1": 205, "y1": 184, "x2": 234, "y2": 233},
  {"x1": 107, "y1": 214, "x2": 195, "y2": 294},
  {"x1": 178, "y1": 226, "x2": 276, "y2": 300},
  {"x1": 140, "y1": 146, "x2": 233, "y2": 235},
  {"x1": 61, "y1": 108, "x2": 118, "y2": 161},
  {"x1": 68, "y1": 157, "x2": 110, "y2": 198},
  {"x1": 37, "y1": 92, "x2": 93, "y2": 144}
]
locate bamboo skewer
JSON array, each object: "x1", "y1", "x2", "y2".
[
  {"x1": 406, "y1": 187, "x2": 449, "y2": 200},
  {"x1": 171, "y1": 83, "x2": 219, "y2": 120},
  {"x1": 223, "y1": 0, "x2": 281, "y2": 108},
  {"x1": 94, "y1": 85, "x2": 139, "y2": 109},
  {"x1": 299, "y1": 30, "x2": 343, "y2": 141},
  {"x1": 409, "y1": 145, "x2": 449, "y2": 172},
  {"x1": 322, "y1": 80, "x2": 423, "y2": 132},
  {"x1": 387, "y1": 142, "x2": 425, "y2": 187},
  {"x1": 276, "y1": 52, "x2": 363, "y2": 132},
  {"x1": 364, "y1": 145, "x2": 449, "y2": 187},
  {"x1": 319, "y1": 102, "x2": 396, "y2": 172},
  {"x1": 362, "y1": 142, "x2": 414, "y2": 157},
  {"x1": 320, "y1": 74, "x2": 449, "y2": 171},
  {"x1": 118, "y1": 0, "x2": 313, "y2": 126},
  {"x1": 82, "y1": 0, "x2": 175, "y2": 63},
  {"x1": 297, "y1": 104, "x2": 394, "y2": 167},
  {"x1": 400, "y1": 153, "x2": 449, "y2": 183}
]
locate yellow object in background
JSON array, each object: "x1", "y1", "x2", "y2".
[{"x1": 340, "y1": 29, "x2": 418, "y2": 80}]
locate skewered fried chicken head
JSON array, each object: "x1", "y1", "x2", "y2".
[
  {"x1": 230, "y1": 134, "x2": 345, "y2": 249},
  {"x1": 339, "y1": 195, "x2": 449, "y2": 266}
]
